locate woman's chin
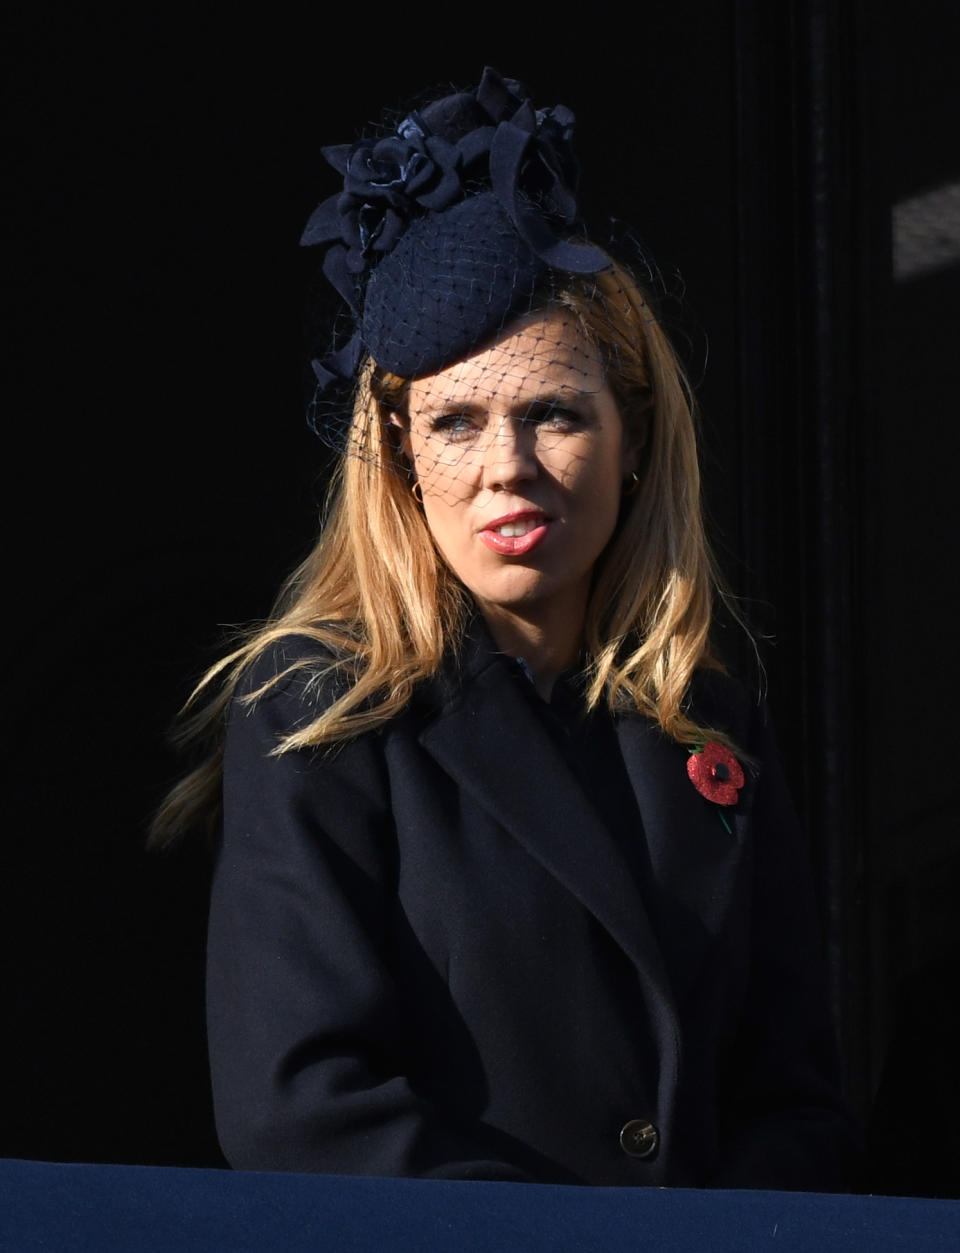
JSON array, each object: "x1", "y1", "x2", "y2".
[{"x1": 468, "y1": 569, "x2": 588, "y2": 621}]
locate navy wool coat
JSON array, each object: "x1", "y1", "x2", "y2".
[{"x1": 207, "y1": 627, "x2": 862, "y2": 1188}]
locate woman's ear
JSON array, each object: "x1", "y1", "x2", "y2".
[
  {"x1": 387, "y1": 410, "x2": 412, "y2": 465},
  {"x1": 387, "y1": 409, "x2": 407, "y2": 435},
  {"x1": 621, "y1": 401, "x2": 652, "y2": 480},
  {"x1": 621, "y1": 437, "x2": 642, "y2": 480}
]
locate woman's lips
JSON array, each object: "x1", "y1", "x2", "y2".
[{"x1": 479, "y1": 511, "x2": 550, "y2": 556}]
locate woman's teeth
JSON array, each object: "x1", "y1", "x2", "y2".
[{"x1": 495, "y1": 519, "x2": 540, "y2": 537}]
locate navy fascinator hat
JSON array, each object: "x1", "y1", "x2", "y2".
[{"x1": 300, "y1": 67, "x2": 614, "y2": 399}]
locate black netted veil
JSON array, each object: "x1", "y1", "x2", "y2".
[{"x1": 300, "y1": 67, "x2": 658, "y2": 496}]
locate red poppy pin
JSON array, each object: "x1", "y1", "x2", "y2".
[{"x1": 687, "y1": 741, "x2": 744, "y2": 832}]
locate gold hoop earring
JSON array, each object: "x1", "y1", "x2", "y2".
[{"x1": 411, "y1": 480, "x2": 423, "y2": 505}]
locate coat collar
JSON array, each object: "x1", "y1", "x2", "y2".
[
  {"x1": 417, "y1": 618, "x2": 675, "y2": 987},
  {"x1": 416, "y1": 618, "x2": 751, "y2": 1011}
]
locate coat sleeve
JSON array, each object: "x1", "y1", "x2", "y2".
[
  {"x1": 710, "y1": 700, "x2": 865, "y2": 1191},
  {"x1": 206, "y1": 652, "x2": 530, "y2": 1179}
]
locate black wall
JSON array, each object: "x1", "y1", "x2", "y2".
[{"x1": 5, "y1": 2, "x2": 958, "y2": 1192}]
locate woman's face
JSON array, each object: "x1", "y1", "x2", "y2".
[{"x1": 401, "y1": 311, "x2": 635, "y2": 624}]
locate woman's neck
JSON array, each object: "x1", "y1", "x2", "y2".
[{"x1": 477, "y1": 588, "x2": 587, "y2": 701}]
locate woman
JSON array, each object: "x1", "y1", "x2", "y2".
[{"x1": 154, "y1": 69, "x2": 862, "y2": 1188}]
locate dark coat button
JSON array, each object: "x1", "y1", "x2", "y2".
[{"x1": 620, "y1": 1118, "x2": 659, "y2": 1159}]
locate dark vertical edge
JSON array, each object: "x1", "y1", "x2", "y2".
[
  {"x1": 796, "y1": 0, "x2": 870, "y2": 1118},
  {"x1": 730, "y1": 0, "x2": 804, "y2": 684},
  {"x1": 732, "y1": 0, "x2": 870, "y2": 1118},
  {"x1": 730, "y1": 0, "x2": 779, "y2": 643}
]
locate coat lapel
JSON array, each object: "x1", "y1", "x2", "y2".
[
  {"x1": 615, "y1": 715, "x2": 750, "y2": 1007},
  {"x1": 418, "y1": 650, "x2": 674, "y2": 1005}
]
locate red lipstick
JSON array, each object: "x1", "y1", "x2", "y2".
[{"x1": 478, "y1": 510, "x2": 550, "y2": 556}]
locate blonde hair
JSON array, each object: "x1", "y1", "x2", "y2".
[{"x1": 150, "y1": 260, "x2": 739, "y2": 848}]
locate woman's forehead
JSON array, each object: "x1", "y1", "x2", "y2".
[{"x1": 407, "y1": 312, "x2": 603, "y2": 413}]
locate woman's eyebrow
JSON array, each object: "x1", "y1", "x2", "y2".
[
  {"x1": 413, "y1": 389, "x2": 599, "y2": 422},
  {"x1": 410, "y1": 365, "x2": 601, "y2": 415},
  {"x1": 512, "y1": 384, "x2": 601, "y2": 414},
  {"x1": 410, "y1": 393, "x2": 486, "y2": 419},
  {"x1": 518, "y1": 384, "x2": 598, "y2": 405}
]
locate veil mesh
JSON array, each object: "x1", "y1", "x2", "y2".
[
  {"x1": 300, "y1": 68, "x2": 666, "y2": 507},
  {"x1": 308, "y1": 264, "x2": 661, "y2": 518}
]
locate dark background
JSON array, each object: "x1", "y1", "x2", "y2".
[{"x1": 4, "y1": 2, "x2": 959, "y2": 1194}]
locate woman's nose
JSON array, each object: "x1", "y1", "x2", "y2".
[{"x1": 481, "y1": 418, "x2": 539, "y2": 490}]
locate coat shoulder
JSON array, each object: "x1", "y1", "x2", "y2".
[
  {"x1": 687, "y1": 666, "x2": 766, "y2": 750},
  {"x1": 232, "y1": 631, "x2": 359, "y2": 732}
]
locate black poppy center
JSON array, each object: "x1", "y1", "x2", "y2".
[{"x1": 711, "y1": 762, "x2": 730, "y2": 782}]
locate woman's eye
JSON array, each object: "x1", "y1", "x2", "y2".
[
  {"x1": 430, "y1": 412, "x2": 478, "y2": 440},
  {"x1": 525, "y1": 403, "x2": 582, "y2": 431}
]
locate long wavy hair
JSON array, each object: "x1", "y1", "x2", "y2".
[{"x1": 150, "y1": 259, "x2": 738, "y2": 848}]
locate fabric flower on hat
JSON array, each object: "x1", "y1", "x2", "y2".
[
  {"x1": 686, "y1": 741, "x2": 744, "y2": 806},
  {"x1": 330, "y1": 122, "x2": 463, "y2": 267},
  {"x1": 299, "y1": 66, "x2": 609, "y2": 382}
]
